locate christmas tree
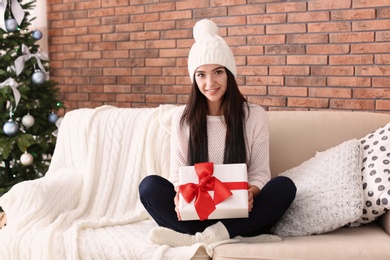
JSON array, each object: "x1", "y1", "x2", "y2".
[{"x1": 0, "y1": 0, "x2": 63, "y2": 195}]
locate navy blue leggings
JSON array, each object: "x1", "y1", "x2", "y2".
[{"x1": 139, "y1": 175, "x2": 296, "y2": 238}]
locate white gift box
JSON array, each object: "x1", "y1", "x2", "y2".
[{"x1": 178, "y1": 163, "x2": 249, "y2": 221}]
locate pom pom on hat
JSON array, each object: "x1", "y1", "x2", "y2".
[
  {"x1": 188, "y1": 19, "x2": 237, "y2": 83},
  {"x1": 193, "y1": 19, "x2": 219, "y2": 42}
]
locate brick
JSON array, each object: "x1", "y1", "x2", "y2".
[
  {"x1": 146, "y1": 76, "x2": 176, "y2": 85},
  {"x1": 307, "y1": 44, "x2": 350, "y2": 54},
  {"x1": 328, "y1": 77, "x2": 371, "y2": 87},
  {"x1": 329, "y1": 55, "x2": 373, "y2": 65},
  {"x1": 308, "y1": 22, "x2": 351, "y2": 33},
  {"x1": 130, "y1": 50, "x2": 158, "y2": 59},
  {"x1": 161, "y1": 29, "x2": 192, "y2": 39},
  {"x1": 65, "y1": 93, "x2": 89, "y2": 101},
  {"x1": 229, "y1": 26, "x2": 265, "y2": 36},
  {"x1": 266, "y1": 24, "x2": 306, "y2": 34},
  {"x1": 267, "y1": 2, "x2": 307, "y2": 13},
  {"x1": 376, "y1": 54, "x2": 390, "y2": 64},
  {"x1": 378, "y1": 8, "x2": 390, "y2": 18},
  {"x1": 376, "y1": 32, "x2": 390, "y2": 42},
  {"x1": 356, "y1": 66, "x2": 390, "y2": 76},
  {"x1": 239, "y1": 86, "x2": 267, "y2": 95},
  {"x1": 50, "y1": 36, "x2": 76, "y2": 44},
  {"x1": 353, "y1": 20, "x2": 390, "y2": 31},
  {"x1": 376, "y1": 100, "x2": 390, "y2": 111},
  {"x1": 103, "y1": 85, "x2": 132, "y2": 93},
  {"x1": 239, "y1": 66, "x2": 268, "y2": 75},
  {"x1": 146, "y1": 40, "x2": 176, "y2": 49},
  {"x1": 330, "y1": 99, "x2": 374, "y2": 110},
  {"x1": 270, "y1": 66, "x2": 310, "y2": 76},
  {"x1": 132, "y1": 85, "x2": 161, "y2": 94},
  {"x1": 288, "y1": 97, "x2": 329, "y2": 108},
  {"x1": 103, "y1": 68, "x2": 132, "y2": 76},
  {"x1": 246, "y1": 76, "x2": 284, "y2": 86},
  {"x1": 51, "y1": 52, "x2": 76, "y2": 60},
  {"x1": 51, "y1": 20, "x2": 75, "y2": 28},
  {"x1": 329, "y1": 32, "x2": 374, "y2": 43},
  {"x1": 247, "y1": 14, "x2": 286, "y2": 24},
  {"x1": 248, "y1": 96, "x2": 287, "y2": 107},
  {"x1": 63, "y1": 43, "x2": 88, "y2": 52},
  {"x1": 102, "y1": 0, "x2": 128, "y2": 7},
  {"x1": 228, "y1": 5, "x2": 265, "y2": 16},
  {"x1": 176, "y1": 1, "x2": 209, "y2": 10},
  {"x1": 88, "y1": 8, "x2": 115, "y2": 17},
  {"x1": 103, "y1": 50, "x2": 129, "y2": 59},
  {"x1": 88, "y1": 25, "x2": 115, "y2": 34},
  {"x1": 309, "y1": 87, "x2": 351, "y2": 98},
  {"x1": 160, "y1": 48, "x2": 189, "y2": 58},
  {"x1": 248, "y1": 35, "x2": 285, "y2": 45},
  {"x1": 130, "y1": 31, "x2": 159, "y2": 41},
  {"x1": 372, "y1": 77, "x2": 390, "y2": 87},
  {"x1": 51, "y1": 3, "x2": 75, "y2": 12},
  {"x1": 287, "y1": 55, "x2": 328, "y2": 65},
  {"x1": 91, "y1": 77, "x2": 116, "y2": 85},
  {"x1": 89, "y1": 59, "x2": 116, "y2": 68},
  {"x1": 193, "y1": 7, "x2": 228, "y2": 18},
  {"x1": 63, "y1": 10, "x2": 87, "y2": 19},
  {"x1": 286, "y1": 76, "x2": 326, "y2": 87},
  {"x1": 76, "y1": 35, "x2": 102, "y2": 43},
  {"x1": 288, "y1": 11, "x2": 329, "y2": 23},
  {"x1": 146, "y1": 94, "x2": 177, "y2": 103},
  {"x1": 130, "y1": 13, "x2": 159, "y2": 23},
  {"x1": 160, "y1": 10, "x2": 192, "y2": 21},
  {"x1": 116, "y1": 94, "x2": 145, "y2": 103},
  {"x1": 265, "y1": 45, "x2": 305, "y2": 55},
  {"x1": 269, "y1": 86, "x2": 308, "y2": 97},
  {"x1": 89, "y1": 42, "x2": 116, "y2": 51},
  {"x1": 331, "y1": 9, "x2": 376, "y2": 20},
  {"x1": 354, "y1": 88, "x2": 390, "y2": 99},
  {"x1": 133, "y1": 67, "x2": 162, "y2": 76},
  {"x1": 76, "y1": 1, "x2": 101, "y2": 9},
  {"x1": 145, "y1": 2, "x2": 175, "y2": 13},
  {"x1": 103, "y1": 33, "x2": 130, "y2": 42},
  {"x1": 162, "y1": 67, "x2": 188, "y2": 76},
  {"x1": 232, "y1": 46, "x2": 264, "y2": 56},
  {"x1": 64, "y1": 60, "x2": 88, "y2": 68},
  {"x1": 78, "y1": 85, "x2": 103, "y2": 93},
  {"x1": 76, "y1": 51, "x2": 102, "y2": 59},
  {"x1": 115, "y1": 6, "x2": 144, "y2": 16},
  {"x1": 352, "y1": 43, "x2": 390, "y2": 54},
  {"x1": 211, "y1": 0, "x2": 247, "y2": 6},
  {"x1": 309, "y1": 0, "x2": 352, "y2": 11},
  {"x1": 75, "y1": 18, "x2": 101, "y2": 27},
  {"x1": 102, "y1": 16, "x2": 129, "y2": 25},
  {"x1": 90, "y1": 93, "x2": 116, "y2": 102},
  {"x1": 63, "y1": 27, "x2": 88, "y2": 36},
  {"x1": 247, "y1": 56, "x2": 285, "y2": 65},
  {"x1": 353, "y1": 0, "x2": 390, "y2": 8},
  {"x1": 117, "y1": 77, "x2": 145, "y2": 85},
  {"x1": 312, "y1": 66, "x2": 354, "y2": 76},
  {"x1": 145, "y1": 21, "x2": 176, "y2": 31},
  {"x1": 287, "y1": 34, "x2": 328, "y2": 44}
]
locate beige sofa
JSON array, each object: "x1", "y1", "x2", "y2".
[{"x1": 195, "y1": 110, "x2": 390, "y2": 260}]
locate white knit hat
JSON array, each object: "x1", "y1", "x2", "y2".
[{"x1": 188, "y1": 19, "x2": 237, "y2": 83}]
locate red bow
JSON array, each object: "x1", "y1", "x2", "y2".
[{"x1": 179, "y1": 162, "x2": 247, "y2": 221}]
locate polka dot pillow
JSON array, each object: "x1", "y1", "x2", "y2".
[{"x1": 355, "y1": 122, "x2": 390, "y2": 224}]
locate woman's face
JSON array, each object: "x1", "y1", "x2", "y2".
[{"x1": 194, "y1": 64, "x2": 227, "y2": 112}]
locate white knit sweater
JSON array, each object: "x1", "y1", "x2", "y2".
[{"x1": 169, "y1": 103, "x2": 271, "y2": 190}]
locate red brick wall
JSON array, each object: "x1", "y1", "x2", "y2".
[{"x1": 47, "y1": 0, "x2": 390, "y2": 112}]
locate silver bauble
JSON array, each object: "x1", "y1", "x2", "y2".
[
  {"x1": 32, "y1": 30, "x2": 43, "y2": 40},
  {"x1": 5, "y1": 18, "x2": 18, "y2": 32},
  {"x1": 48, "y1": 112, "x2": 59, "y2": 123},
  {"x1": 3, "y1": 120, "x2": 19, "y2": 136},
  {"x1": 20, "y1": 152, "x2": 34, "y2": 166},
  {"x1": 32, "y1": 70, "x2": 46, "y2": 85},
  {"x1": 22, "y1": 114, "x2": 35, "y2": 128}
]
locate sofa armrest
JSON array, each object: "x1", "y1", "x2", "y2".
[{"x1": 379, "y1": 210, "x2": 390, "y2": 235}]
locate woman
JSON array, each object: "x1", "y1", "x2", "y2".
[{"x1": 139, "y1": 19, "x2": 296, "y2": 246}]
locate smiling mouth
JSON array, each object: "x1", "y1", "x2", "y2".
[{"x1": 206, "y1": 88, "x2": 219, "y2": 94}]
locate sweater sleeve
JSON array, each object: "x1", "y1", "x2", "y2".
[
  {"x1": 168, "y1": 106, "x2": 188, "y2": 187},
  {"x1": 246, "y1": 104, "x2": 271, "y2": 190}
]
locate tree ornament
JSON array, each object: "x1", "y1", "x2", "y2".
[
  {"x1": 5, "y1": 18, "x2": 18, "y2": 32},
  {"x1": 3, "y1": 119, "x2": 19, "y2": 136},
  {"x1": 32, "y1": 30, "x2": 43, "y2": 40},
  {"x1": 20, "y1": 152, "x2": 34, "y2": 166},
  {"x1": 22, "y1": 114, "x2": 35, "y2": 128},
  {"x1": 48, "y1": 112, "x2": 58, "y2": 123},
  {"x1": 32, "y1": 69, "x2": 46, "y2": 85}
]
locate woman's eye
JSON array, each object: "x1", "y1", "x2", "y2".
[
  {"x1": 215, "y1": 70, "x2": 224, "y2": 75},
  {"x1": 196, "y1": 73, "x2": 204, "y2": 78}
]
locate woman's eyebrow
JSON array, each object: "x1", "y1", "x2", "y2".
[{"x1": 195, "y1": 66, "x2": 224, "y2": 73}]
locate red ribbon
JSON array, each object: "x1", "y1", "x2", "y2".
[{"x1": 179, "y1": 162, "x2": 248, "y2": 221}]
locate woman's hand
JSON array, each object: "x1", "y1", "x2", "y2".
[
  {"x1": 174, "y1": 190, "x2": 182, "y2": 221},
  {"x1": 248, "y1": 184, "x2": 260, "y2": 212}
]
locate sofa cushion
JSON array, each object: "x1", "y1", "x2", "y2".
[
  {"x1": 355, "y1": 122, "x2": 390, "y2": 224},
  {"x1": 271, "y1": 139, "x2": 363, "y2": 236}
]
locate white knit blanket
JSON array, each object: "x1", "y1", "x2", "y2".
[{"x1": 0, "y1": 105, "x2": 212, "y2": 259}]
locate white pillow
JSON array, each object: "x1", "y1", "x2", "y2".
[
  {"x1": 272, "y1": 139, "x2": 363, "y2": 237},
  {"x1": 354, "y1": 122, "x2": 390, "y2": 224}
]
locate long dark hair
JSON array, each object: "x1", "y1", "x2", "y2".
[{"x1": 180, "y1": 68, "x2": 248, "y2": 166}]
